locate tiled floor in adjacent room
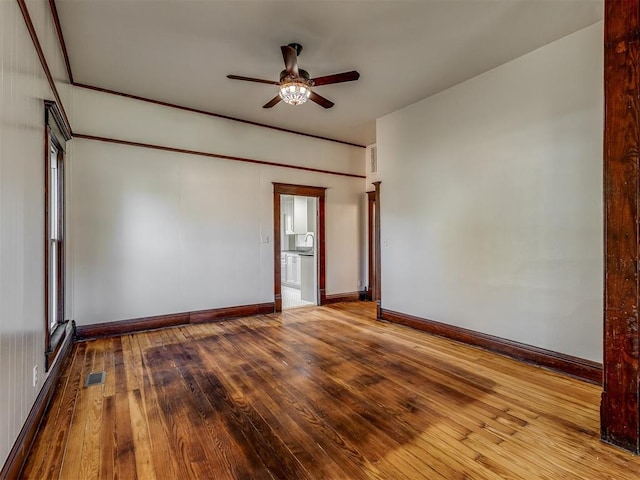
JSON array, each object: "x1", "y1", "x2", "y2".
[{"x1": 282, "y1": 285, "x2": 315, "y2": 309}]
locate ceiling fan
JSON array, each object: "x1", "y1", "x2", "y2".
[{"x1": 227, "y1": 43, "x2": 360, "y2": 109}]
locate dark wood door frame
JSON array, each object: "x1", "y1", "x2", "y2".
[
  {"x1": 273, "y1": 183, "x2": 326, "y2": 312},
  {"x1": 366, "y1": 191, "x2": 376, "y2": 301},
  {"x1": 601, "y1": 0, "x2": 640, "y2": 454},
  {"x1": 373, "y1": 182, "x2": 381, "y2": 319}
]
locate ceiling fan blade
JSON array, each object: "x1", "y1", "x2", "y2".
[
  {"x1": 311, "y1": 70, "x2": 360, "y2": 86},
  {"x1": 227, "y1": 74, "x2": 279, "y2": 85},
  {"x1": 309, "y1": 91, "x2": 334, "y2": 109},
  {"x1": 281, "y1": 45, "x2": 299, "y2": 77},
  {"x1": 263, "y1": 96, "x2": 282, "y2": 109}
]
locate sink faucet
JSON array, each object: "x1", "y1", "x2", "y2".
[{"x1": 304, "y1": 232, "x2": 314, "y2": 247}]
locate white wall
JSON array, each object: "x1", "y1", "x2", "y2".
[
  {"x1": 0, "y1": 0, "x2": 72, "y2": 468},
  {"x1": 70, "y1": 86, "x2": 365, "y2": 325},
  {"x1": 377, "y1": 23, "x2": 603, "y2": 362}
]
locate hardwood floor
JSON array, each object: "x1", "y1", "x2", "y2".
[{"x1": 22, "y1": 302, "x2": 640, "y2": 479}]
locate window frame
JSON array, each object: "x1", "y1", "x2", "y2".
[{"x1": 44, "y1": 101, "x2": 70, "y2": 371}]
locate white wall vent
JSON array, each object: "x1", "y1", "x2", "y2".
[{"x1": 370, "y1": 146, "x2": 377, "y2": 174}]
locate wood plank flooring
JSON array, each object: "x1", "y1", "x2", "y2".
[{"x1": 22, "y1": 302, "x2": 640, "y2": 479}]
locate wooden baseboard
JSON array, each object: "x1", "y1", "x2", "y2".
[
  {"x1": 75, "y1": 302, "x2": 275, "y2": 341},
  {"x1": 0, "y1": 330, "x2": 74, "y2": 480},
  {"x1": 189, "y1": 303, "x2": 275, "y2": 323},
  {"x1": 75, "y1": 313, "x2": 189, "y2": 340},
  {"x1": 324, "y1": 291, "x2": 364, "y2": 304},
  {"x1": 380, "y1": 309, "x2": 602, "y2": 385}
]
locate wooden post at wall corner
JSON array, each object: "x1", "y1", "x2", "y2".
[
  {"x1": 373, "y1": 181, "x2": 381, "y2": 319},
  {"x1": 602, "y1": 0, "x2": 640, "y2": 455}
]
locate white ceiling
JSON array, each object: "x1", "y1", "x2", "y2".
[{"x1": 56, "y1": 0, "x2": 603, "y2": 146}]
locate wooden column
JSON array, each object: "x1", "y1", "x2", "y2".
[
  {"x1": 602, "y1": 0, "x2": 640, "y2": 454},
  {"x1": 373, "y1": 182, "x2": 381, "y2": 319}
]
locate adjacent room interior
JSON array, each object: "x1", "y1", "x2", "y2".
[{"x1": 3, "y1": 0, "x2": 640, "y2": 478}]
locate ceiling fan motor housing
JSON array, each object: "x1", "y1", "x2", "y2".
[
  {"x1": 288, "y1": 43, "x2": 303, "y2": 56},
  {"x1": 279, "y1": 69, "x2": 312, "y2": 83}
]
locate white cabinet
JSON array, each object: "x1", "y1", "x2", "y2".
[
  {"x1": 292, "y1": 255, "x2": 300, "y2": 285},
  {"x1": 285, "y1": 254, "x2": 292, "y2": 282},
  {"x1": 282, "y1": 252, "x2": 301, "y2": 288},
  {"x1": 284, "y1": 196, "x2": 314, "y2": 235},
  {"x1": 293, "y1": 196, "x2": 308, "y2": 234},
  {"x1": 300, "y1": 255, "x2": 315, "y2": 303},
  {"x1": 288, "y1": 254, "x2": 298, "y2": 284},
  {"x1": 281, "y1": 253, "x2": 288, "y2": 283},
  {"x1": 307, "y1": 198, "x2": 315, "y2": 233},
  {"x1": 284, "y1": 197, "x2": 295, "y2": 234},
  {"x1": 284, "y1": 196, "x2": 309, "y2": 234}
]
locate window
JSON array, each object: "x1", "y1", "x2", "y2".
[
  {"x1": 48, "y1": 140, "x2": 63, "y2": 332},
  {"x1": 44, "y1": 101, "x2": 71, "y2": 370}
]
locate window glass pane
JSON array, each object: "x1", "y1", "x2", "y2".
[
  {"x1": 50, "y1": 144, "x2": 58, "y2": 240},
  {"x1": 48, "y1": 140, "x2": 63, "y2": 332},
  {"x1": 49, "y1": 242, "x2": 57, "y2": 331}
]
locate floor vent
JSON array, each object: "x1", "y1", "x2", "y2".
[{"x1": 84, "y1": 371, "x2": 105, "y2": 387}]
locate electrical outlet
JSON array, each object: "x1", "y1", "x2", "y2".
[{"x1": 32, "y1": 365, "x2": 38, "y2": 388}]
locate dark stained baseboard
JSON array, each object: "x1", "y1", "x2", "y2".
[
  {"x1": 75, "y1": 302, "x2": 275, "y2": 341},
  {"x1": 324, "y1": 291, "x2": 364, "y2": 304},
  {"x1": 75, "y1": 312, "x2": 189, "y2": 340},
  {"x1": 0, "y1": 330, "x2": 74, "y2": 480},
  {"x1": 380, "y1": 308, "x2": 603, "y2": 385},
  {"x1": 190, "y1": 303, "x2": 275, "y2": 323}
]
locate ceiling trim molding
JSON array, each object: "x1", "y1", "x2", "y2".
[
  {"x1": 17, "y1": 0, "x2": 72, "y2": 136},
  {"x1": 48, "y1": 0, "x2": 74, "y2": 84},
  {"x1": 74, "y1": 83, "x2": 367, "y2": 149},
  {"x1": 74, "y1": 133, "x2": 366, "y2": 179}
]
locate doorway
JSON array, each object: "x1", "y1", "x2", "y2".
[
  {"x1": 281, "y1": 195, "x2": 317, "y2": 309},
  {"x1": 273, "y1": 183, "x2": 326, "y2": 312}
]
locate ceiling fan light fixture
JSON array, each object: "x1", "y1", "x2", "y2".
[
  {"x1": 228, "y1": 43, "x2": 358, "y2": 109},
  {"x1": 279, "y1": 81, "x2": 311, "y2": 106}
]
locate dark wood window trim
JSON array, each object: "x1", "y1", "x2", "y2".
[
  {"x1": 44, "y1": 101, "x2": 70, "y2": 371},
  {"x1": 273, "y1": 183, "x2": 326, "y2": 312}
]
